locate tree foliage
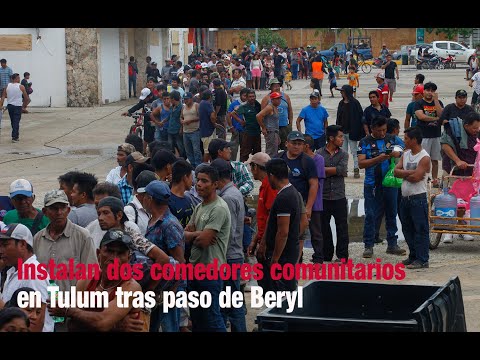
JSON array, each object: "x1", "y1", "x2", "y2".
[
  {"x1": 426, "y1": 28, "x2": 474, "y2": 41},
  {"x1": 239, "y1": 28, "x2": 287, "y2": 49}
]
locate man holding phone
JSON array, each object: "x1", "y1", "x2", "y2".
[
  {"x1": 414, "y1": 82, "x2": 444, "y2": 188},
  {"x1": 358, "y1": 116, "x2": 406, "y2": 258}
]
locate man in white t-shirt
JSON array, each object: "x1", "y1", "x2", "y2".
[
  {"x1": 0, "y1": 223, "x2": 54, "y2": 332},
  {"x1": 105, "y1": 143, "x2": 137, "y2": 185},
  {"x1": 229, "y1": 69, "x2": 246, "y2": 102},
  {"x1": 468, "y1": 71, "x2": 480, "y2": 106}
]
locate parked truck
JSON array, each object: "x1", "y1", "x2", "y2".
[{"x1": 319, "y1": 43, "x2": 373, "y2": 62}]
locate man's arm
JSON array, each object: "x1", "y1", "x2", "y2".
[
  {"x1": 271, "y1": 215, "x2": 290, "y2": 264},
  {"x1": 256, "y1": 104, "x2": 272, "y2": 136},
  {"x1": 19, "y1": 85, "x2": 30, "y2": 107},
  {"x1": 358, "y1": 153, "x2": 391, "y2": 169},
  {"x1": 260, "y1": 95, "x2": 269, "y2": 110},
  {"x1": 48, "y1": 280, "x2": 141, "y2": 332},
  {"x1": 404, "y1": 113, "x2": 411, "y2": 129},
  {"x1": 284, "y1": 93, "x2": 294, "y2": 125},
  {"x1": 150, "y1": 106, "x2": 163, "y2": 126},
  {"x1": 395, "y1": 155, "x2": 431, "y2": 182},
  {"x1": 433, "y1": 93, "x2": 443, "y2": 117},
  {"x1": 442, "y1": 143, "x2": 468, "y2": 170},
  {"x1": 296, "y1": 116, "x2": 304, "y2": 132},
  {"x1": 306, "y1": 177, "x2": 318, "y2": 220},
  {"x1": 0, "y1": 88, "x2": 6, "y2": 107},
  {"x1": 324, "y1": 151, "x2": 348, "y2": 177},
  {"x1": 235, "y1": 163, "x2": 254, "y2": 196},
  {"x1": 395, "y1": 65, "x2": 400, "y2": 79}
]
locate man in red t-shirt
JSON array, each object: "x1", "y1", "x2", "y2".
[
  {"x1": 375, "y1": 72, "x2": 389, "y2": 108},
  {"x1": 246, "y1": 152, "x2": 278, "y2": 258}
]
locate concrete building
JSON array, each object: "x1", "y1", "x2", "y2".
[{"x1": 0, "y1": 28, "x2": 191, "y2": 107}]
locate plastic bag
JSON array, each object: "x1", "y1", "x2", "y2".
[
  {"x1": 473, "y1": 138, "x2": 480, "y2": 193},
  {"x1": 382, "y1": 158, "x2": 403, "y2": 188}
]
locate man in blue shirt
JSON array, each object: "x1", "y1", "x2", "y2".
[
  {"x1": 296, "y1": 91, "x2": 329, "y2": 150},
  {"x1": 0, "y1": 59, "x2": 13, "y2": 97},
  {"x1": 167, "y1": 91, "x2": 186, "y2": 159},
  {"x1": 227, "y1": 88, "x2": 248, "y2": 161},
  {"x1": 358, "y1": 116, "x2": 406, "y2": 258}
]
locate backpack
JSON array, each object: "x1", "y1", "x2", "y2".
[
  {"x1": 126, "y1": 202, "x2": 139, "y2": 224},
  {"x1": 128, "y1": 64, "x2": 134, "y2": 77}
]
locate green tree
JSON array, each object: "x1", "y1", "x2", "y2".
[
  {"x1": 426, "y1": 28, "x2": 474, "y2": 40},
  {"x1": 239, "y1": 28, "x2": 287, "y2": 49}
]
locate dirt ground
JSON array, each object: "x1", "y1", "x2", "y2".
[{"x1": 1, "y1": 66, "x2": 479, "y2": 331}]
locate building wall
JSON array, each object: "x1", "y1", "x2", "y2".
[
  {"x1": 99, "y1": 28, "x2": 121, "y2": 104},
  {"x1": 65, "y1": 28, "x2": 100, "y2": 107},
  {"x1": 0, "y1": 28, "x2": 67, "y2": 107},
  {"x1": 215, "y1": 28, "x2": 449, "y2": 54}
]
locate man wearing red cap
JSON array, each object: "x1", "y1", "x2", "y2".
[
  {"x1": 404, "y1": 85, "x2": 424, "y2": 129},
  {"x1": 256, "y1": 92, "x2": 282, "y2": 158}
]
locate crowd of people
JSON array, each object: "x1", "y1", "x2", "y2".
[{"x1": 1, "y1": 41, "x2": 480, "y2": 333}]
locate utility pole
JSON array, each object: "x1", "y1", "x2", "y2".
[{"x1": 255, "y1": 28, "x2": 258, "y2": 48}]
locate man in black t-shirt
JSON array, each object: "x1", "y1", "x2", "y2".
[
  {"x1": 414, "y1": 82, "x2": 444, "y2": 187},
  {"x1": 212, "y1": 79, "x2": 227, "y2": 140},
  {"x1": 259, "y1": 158, "x2": 304, "y2": 292},
  {"x1": 381, "y1": 54, "x2": 399, "y2": 102},
  {"x1": 439, "y1": 89, "x2": 475, "y2": 124}
]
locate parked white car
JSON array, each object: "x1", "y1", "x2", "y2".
[{"x1": 431, "y1": 41, "x2": 476, "y2": 63}]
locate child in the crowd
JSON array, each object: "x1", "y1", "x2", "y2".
[
  {"x1": 328, "y1": 67, "x2": 337, "y2": 98},
  {"x1": 284, "y1": 68, "x2": 292, "y2": 90},
  {"x1": 21, "y1": 72, "x2": 32, "y2": 113},
  {"x1": 347, "y1": 65, "x2": 360, "y2": 98}
]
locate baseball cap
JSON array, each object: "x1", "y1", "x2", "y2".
[
  {"x1": 287, "y1": 131, "x2": 305, "y2": 142},
  {"x1": 309, "y1": 90, "x2": 320, "y2": 98},
  {"x1": 201, "y1": 62, "x2": 208, "y2": 68},
  {"x1": 210, "y1": 158, "x2": 232, "y2": 178},
  {"x1": 0, "y1": 223, "x2": 33, "y2": 247},
  {"x1": 135, "y1": 170, "x2": 158, "y2": 193},
  {"x1": 9, "y1": 179, "x2": 33, "y2": 198},
  {"x1": 212, "y1": 79, "x2": 222, "y2": 86},
  {"x1": 412, "y1": 84, "x2": 424, "y2": 95},
  {"x1": 268, "y1": 78, "x2": 281, "y2": 87},
  {"x1": 195, "y1": 64, "x2": 202, "y2": 70},
  {"x1": 375, "y1": 72, "x2": 385, "y2": 79},
  {"x1": 270, "y1": 92, "x2": 282, "y2": 99},
  {"x1": 151, "y1": 62, "x2": 157, "y2": 66},
  {"x1": 244, "y1": 152, "x2": 271, "y2": 167},
  {"x1": 456, "y1": 89, "x2": 468, "y2": 97},
  {"x1": 98, "y1": 197, "x2": 128, "y2": 222},
  {"x1": 208, "y1": 139, "x2": 232, "y2": 156},
  {"x1": 44, "y1": 189, "x2": 70, "y2": 207},
  {"x1": 336, "y1": 85, "x2": 351, "y2": 92},
  {"x1": 183, "y1": 92, "x2": 193, "y2": 99},
  {"x1": 125, "y1": 151, "x2": 149, "y2": 166},
  {"x1": 139, "y1": 88, "x2": 151, "y2": 100},
  {"x1": 117, "y1": 143, "x2": 136, "y2": 155},
  {"x1": 145, "y1": 180, "x2": 171, "y2": 203},
  {"x1": 100, "y1": 229, "x2": 133, "y2": 250}
]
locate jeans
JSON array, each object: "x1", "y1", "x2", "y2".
[
  {"x1": 230, "y1": 130, "x2": 243, "y2": 161},
  {"x1": 168, "y1": 132, "x2": 186, "y2": 159},
  {"x1": 128, "y1": 76, "x2": 137, "y2": 97},
  {"x1": 363, "y1": 184, "x2": 398, "y2": 248},
  {"x1": 154, "y1": 126, "x2": 168, "y2": 141},
  {"x1": 188, "y1": 278, "x2": 226, "y2": 332},
  {"x1": 183, "y1": 130, "x2": 202, "y2": 168},
  {"x1": 341, "y1": 133, "x2": 358, "y2": 169},
  {"x1": 221, "y1": 258, "x2": 247, "y2": 332},
  {"x1": 291, "y1": 63, "x2": 299, "y2": 79},
  {"x1": 321, "y1": 198, "x2": 349, "y2": 261},
  {"x1": 7, "y1": 104, "x2": 22, "y2": 140},
  {"x1": 399, "y1": 193, "x2": 429, "y2": 263}
]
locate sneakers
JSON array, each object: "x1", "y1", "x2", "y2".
[
  {"x1": 442, "y1": 234, "x2": 453, "y2": 243},
  {"x1": 354, "y1": 168, "x2": 360, "y2": 179},
  {"x1": 374, "y1": 237, "x2": 384, "y2": 244},
  {"x1": 363, "y1": 247, "x2": 373, "y2": 258},
  {"x1": 459, "y1": 234, "x2": 474, "y2": 241},
  {"x1": 12, "y1": 138, "x2": 19, "y2": 143},
  {"x1": 401, "y1": 258, "x2": 415, "y2": 266},
  {"x1": 406, "y1": 261, "x2": 429, "y2": 269},
  {"x1": 386, "y1": 246, "x2": 407, "y2": 256}
]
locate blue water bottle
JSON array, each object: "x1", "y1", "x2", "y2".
[
  {"x1": 433, "y1": 188, "x2": 457, "y2": 229},
  {"x1": 470, "y1": 190, "x2": 480, "y2": 231}
]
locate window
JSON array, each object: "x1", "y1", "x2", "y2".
[
  {"x1": 450, "y1": 43, "x2": 465, "y2": 51},
  {"x1": 436, "y1": 42, "x2": 448, "y2": 50}
]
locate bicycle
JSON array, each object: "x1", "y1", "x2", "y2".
[
  {"x1": 128, "y1": 111, "x2": 144, "y2": 138},
  {"x1": 356, "y1": 59, "x2": 372, "y2": 74}
]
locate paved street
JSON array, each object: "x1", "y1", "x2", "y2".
[{"x1": 1, "y1": 66, "x2": 479, "y2": 331}]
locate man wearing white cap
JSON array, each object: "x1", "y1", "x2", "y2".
[
  {"x1": 3, "y1": 179, "x2": 49, "y2": 236},
  {"x1": 0, "y1": 223, "x2": 54, "y2": 332},
  {"x1": 375, "y1": 72, "x2": 390, "y2": 108}
]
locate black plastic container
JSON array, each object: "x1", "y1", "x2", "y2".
[{"x1": 256, "y1": 276, "x2": 466, "y2": 332}]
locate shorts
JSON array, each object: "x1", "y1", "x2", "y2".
[
  {"x1": 422, "y1": 137, "x2": 441, "y2": 161},
  {"x1": 330, "y1": 83, "x2": 337, "y2": 90},
  {"x1": 353, "y1": 86, "x2": 357, "y2": 93},
  {"x1": 251, "y1": 68, "x2": 261, "y2": 77},
  {"x1": 201, "y1": 132, "x2": 217, "y2": 153},
  {"x1": 385, "y1": 78, "x2": 396, "y2": 92}
]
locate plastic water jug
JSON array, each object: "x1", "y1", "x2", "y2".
[
  {"x1": 469, "y1": 190, "x2": 480, "y2": 230},
  {"x1": 433, "y1": 188, "x2": 457, "y2": 229}
]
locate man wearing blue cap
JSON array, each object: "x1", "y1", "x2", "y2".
[{"x1": 143, "y1": 180, "x2": 185, "y2": 332}]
